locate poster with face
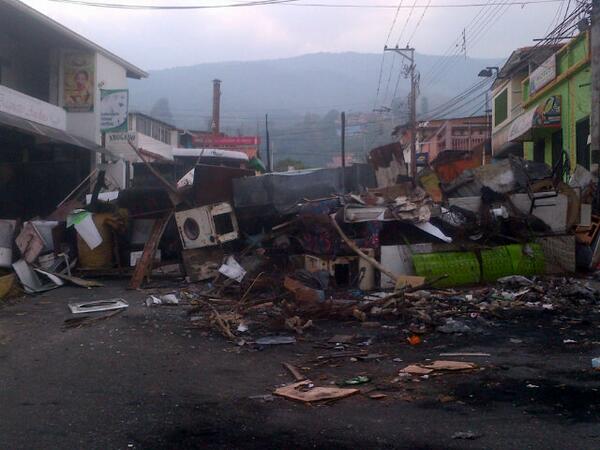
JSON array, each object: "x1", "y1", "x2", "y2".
[
  {"x1": 100, "y1": 89, "x2": 129, "y2": 132},
  {"x1": 63, "y1": 51, "x2": 95, "y2": 112}
]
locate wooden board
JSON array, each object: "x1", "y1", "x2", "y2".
[{"x1": 129, "y1": 211, "x2": 173, "y2": 290}]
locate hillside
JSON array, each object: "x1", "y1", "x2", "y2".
[{"x1": 128, "y1": 52, "x2": 504, "y2": 166}]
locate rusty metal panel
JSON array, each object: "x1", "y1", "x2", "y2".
[{"x1": 192, "y1": 164, "x2": 254, "y2": 205}]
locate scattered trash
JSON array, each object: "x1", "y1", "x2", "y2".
[
  {"x1": 437, "y1": 318, "x2": 471, "y2": 334},
  {"x1": 592, "y1": 357, "x2": 600, "y2": 369},
  {"x1": 452, "y1": 431, "x2": 482, "y2": 440},
  {"x1": 218, "y1": 256, "x2": 246, "y2": 282},
  {"x1": 145, "y1": 294, "x2": 180, "y2": 307},
  {"x1": 407, "y1": 335, "x2": 422, "y2": 345},
  {"x1": 340, "y1": 376, "x2": 370, "y2": 386}
]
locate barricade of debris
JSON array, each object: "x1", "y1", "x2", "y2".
[{"x1": 1, "y1": 140, "x2": 599, "y2": 341}]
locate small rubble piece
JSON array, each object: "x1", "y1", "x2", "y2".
[
  {"x1": 497, "y1": 275, "x2": 534, "y2": 286},
  {"x1": 452, "y1": 431, "x2": 482, "y2": 440},
  {"x1": 274, "y1": 380, "x2": 359, "y2": 404},
  {"x1": 256, "y1": 336, "x2": 297, "y2": 345},
  {"x1": 437, "y1": 318, "x2": 472, "y2": 334},
  {"x1": 340, "y1": 376, "x2": 370, "y2": 386},
  {"x1": 591, "y1": 357, "x2": 600, "y2": 369},
  {"x1": 400, "y1": 365, "x2": 434, "y2": 375},
  {"x1": 68, "y1": 298, "x2": 128, "y2": 314},
  {"x1": 285, "y1": 316, "x2": 313, "y2": 334},
  {"x1": 145, "y1": 294, "x2": 180, "y2": 307}
]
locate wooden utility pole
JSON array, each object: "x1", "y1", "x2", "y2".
[
  {"x1": 384, "y1": 45, "x2": 417, "y2": 178},
  {"x1": 265, "y1": 113, "x2": 271, "y2": 172},
  {"x1": 341, "y1": 111, "x2": 346, "y2": 194},
  {"x1": 591, "y1": 0, "x2": 600, "y2": 170}
]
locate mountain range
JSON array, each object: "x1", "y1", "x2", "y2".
[{"x1": 128, "y1": 51, "x2": 505, "y2": 133}]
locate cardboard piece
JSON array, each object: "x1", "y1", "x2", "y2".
[{"x1": 274, "y1": 380, "x2": 359, "y2": 403}]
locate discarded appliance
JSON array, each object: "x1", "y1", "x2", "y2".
[
  {"x1": 175, "y1": 202, "x2": 239, "y2": 249},
  {"x1": 12, "y1": 259, "x2": 64, "y2": 294}
]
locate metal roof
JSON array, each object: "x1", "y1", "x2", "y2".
[{"x1": 0, "y1": 0, "x2": 147, "y2": 79}]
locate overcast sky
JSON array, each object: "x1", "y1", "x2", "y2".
[{"x1": 23, "y1": 0, "x2": 567, "y2": 70}]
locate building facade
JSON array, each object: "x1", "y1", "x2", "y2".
[
  {"x1": 0, "y1": 0, "x2": 147, "y2": 218},
  {"x1": 492, "y1": 34, "x2": 590, "y2": 170}
]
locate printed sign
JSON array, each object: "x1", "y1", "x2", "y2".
[
  {"x1": 63, "y1": 51, "x2": 95, "y2": 112},
  {"x1": 100, "y1": 89, "x2": 129, "y2": 132},
  {"x1": 529, "y1": 54, "x2": 556, "y2": 95},
  {"x1": 191, "y1": 134, "x2": 260, "y2": 147},
  {"x1": 533, "y1": 95, "x2": 561, "y2": 127}
]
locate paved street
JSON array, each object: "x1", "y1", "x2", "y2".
[{"x1": 1, "y1": 282, "x2": 600, "y2": 449}]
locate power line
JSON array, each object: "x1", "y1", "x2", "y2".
[
  {"x1": 407, "y1": 0, "x2": 432, "y2": 45},
  {"x1": 46, "y1": 0, "x2": 567, "y2": 9},
  {"x1": 47, "y1": 0, "x2": 299, "y2": 9},
  {"x1": 375, "y1": 0, "x2": 404, "y2": 108}
]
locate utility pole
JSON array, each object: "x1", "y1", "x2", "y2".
[
  {"x1": 485, "y1": 91, "x2": 491, "y2": 165},
  {"x1": 592, "y1": 0, "x2": 600, "y2": 171},
  {"x1": 341, "y1": 111, "x2": 346, "y2": 194},
  {"x1": 384, "y1": 45, "x2": 417, "y2": 178},
  {"x1": 265, "y1": 113, "x2": 271, "y2": 172}
]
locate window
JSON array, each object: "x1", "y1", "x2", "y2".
[{"x1": 494, "y1": 89, "x2": 508, "y2": 126}]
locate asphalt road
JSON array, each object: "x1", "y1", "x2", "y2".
[{"x1": 1, "y1": 281, "x2": 599, "y2": 449}]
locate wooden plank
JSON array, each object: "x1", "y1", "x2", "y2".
[{"x1": 129, "y1": 211, "x2": 173, "y2": 290}]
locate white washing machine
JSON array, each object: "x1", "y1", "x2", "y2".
[{"x1": 175, "y1": 202, "x2": 238, "y2": 249}]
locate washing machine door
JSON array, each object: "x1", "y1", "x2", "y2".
[{"x1": 177, "y1": 207, "x2": 216, "y2": 249}]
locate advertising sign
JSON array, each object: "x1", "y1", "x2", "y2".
[
  {"x1": 191, "y1": 134, "x2": 260, "y2": 147},
  {"x1": 529, "y1": 54, "x2": 556, "y2": 95},
  {"x1": 100, "y1": 89, "x2": 129, "y2": 132},
  {"x1": 63, "y1": 51, "x2": 95, "y2": 112}
]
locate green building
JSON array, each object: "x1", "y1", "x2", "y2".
[{"x1": 491, "y1": 32, "x2": 591, "y2": 171}]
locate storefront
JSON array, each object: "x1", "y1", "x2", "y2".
[
  {"x1": 519, "y1": 32, "x2": 591, "y2": 170},
  {"x1": 0, "y1": 86, "x2": 116, "y2": 220}
]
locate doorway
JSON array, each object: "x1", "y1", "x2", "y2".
[
  {"x1": 551, "y1": 129, "x2": 563, "y2": 168},
  {"x1": 533, "y1": 138, "x2": 545, "y2": 163}
]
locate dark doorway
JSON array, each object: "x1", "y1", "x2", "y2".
[
  {"x1": 551, "y1": 129, "x2": 563, "y2": 167},
  {"x1": 576, "y1": 117, "x2": 590, "y2": 169},
  {"x1": 533, "y1": 138, "x2": 545, "y2": 163}
]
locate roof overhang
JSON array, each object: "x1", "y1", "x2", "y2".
[{"x1": 0, "y1": 109, "x2": 118, "y2": 157}]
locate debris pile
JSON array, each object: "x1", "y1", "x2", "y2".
[{"x1": 1, "y1": 142, "x2": 599, "y2": 342}]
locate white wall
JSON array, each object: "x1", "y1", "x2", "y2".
[{"x1": 59, "y1": 51, "x2": 128, "y2": 146}]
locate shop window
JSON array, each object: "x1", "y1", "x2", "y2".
[
  {"x1": 576, "y1": 117, "x2": 590, "y2": 170},
  {"x1": 494, "y1": 89, "x2": 508, "y2": 126}
]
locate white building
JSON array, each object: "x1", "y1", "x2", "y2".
[{"x1": 0, "y1": 0, "x2": 147, "y2": 218}]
